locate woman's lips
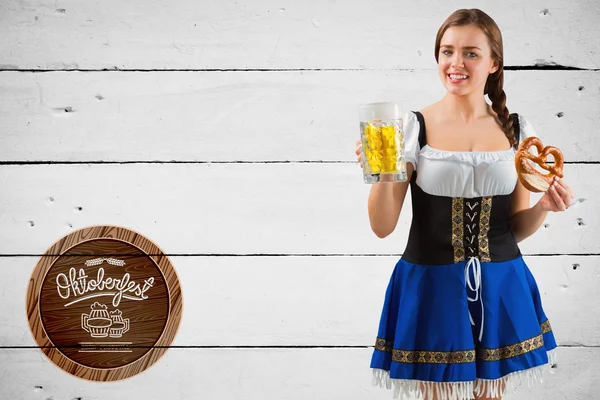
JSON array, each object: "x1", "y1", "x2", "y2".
[{"x1": 448, "y1": 74, "x2": 468, "y2": 84}]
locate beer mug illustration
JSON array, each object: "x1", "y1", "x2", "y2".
[
  {"x1": 109, "y1": 309, "x2": 130, "y2": 338},
  {"x1": 82, "y1": 302, "x2": 112, "y2": 338},
  {"x1": 358, "y1": 102, "x2": 407, "y2": 183}
]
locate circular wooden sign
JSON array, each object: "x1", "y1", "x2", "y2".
[{"x1": 26, "y1": 226, "x2": 183, "y2": 381}]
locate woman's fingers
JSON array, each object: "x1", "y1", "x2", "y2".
[
  {"x1": 555, "y1": 176, "x2": 572, "y2": 191},
  {"x1": 355, "y1": 139, "x2": 363, "y2": 168},
  {"x1": 553, "y1": 177, "x2": 576, "y2": 208},
  {"x1": 553, "y1": 180, "x2": 571, "y2": 200},
  {"x1": 548, "y1": 184, "x2": 567, "y2": 211}
]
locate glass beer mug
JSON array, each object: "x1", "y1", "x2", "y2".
[{"x1": 358, "y1": 102, "x2": 407, "y2": 183}]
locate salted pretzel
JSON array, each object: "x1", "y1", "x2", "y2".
[{"x1": 515, "y1": 137, "x2": 564, "y2": 192}]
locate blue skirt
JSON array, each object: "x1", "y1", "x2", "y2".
[{"x1": 370, "y1": 255, "x2": 556, "y2": 399}]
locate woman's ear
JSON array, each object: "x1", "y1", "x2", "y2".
[{"x1": 489, "y1": 60, "x2": 500, "y2": 74}]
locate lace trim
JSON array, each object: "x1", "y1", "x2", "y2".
[
  {"x1": 451, "y1": 198, "x2": 465, "y2": 263},
  {"x1": 477, "y1": 333, "x2": 544, "y2": 361},
  {"x1": 477, "y1": 197, "x2": 492, "y2": 262},
  {"x1": 541, "y1": 320, "x2": 552, "y2": 334},
  {"x1": 372, "y1": 349, "x2": 556, "y2": 400},
  {"x1": 419, "y1": 144, "x2": 516, "y2": 165},
  {"x1": 374, "y1": 321, "x2": 552, "y2": 363},
  {"x1": 392, "y1": 348, "x2": 475, "y2": 364}
]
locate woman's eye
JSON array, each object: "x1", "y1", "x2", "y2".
[
  {"x1": 442, "y1": 50, "x2": 452, "y2": 55},
  {"x1": 466, "y1": 52, "x2": 477, "y2": 58}
]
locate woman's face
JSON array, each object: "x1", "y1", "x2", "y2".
[{"x1": 437, "y1": 24, "x2": 499, "y2": 97}]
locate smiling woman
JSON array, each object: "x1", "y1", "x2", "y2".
[
  {"x1": 439, "y1": 44, "x2": 483, "y2": 83},
  {"x1": 434, "y1": 17, "x2": 516, "y2": 149},
  {"x1": 356, "y1": 8, "x2": 576, "y2": 400}
]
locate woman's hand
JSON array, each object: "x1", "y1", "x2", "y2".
[
  {"x1": 355, "y1": 139, "x2": 364, "y2": 168},
  {"x1": 536, "y1": 176, "x2": 576, "y2": 212}
]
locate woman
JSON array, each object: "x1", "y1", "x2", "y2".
[{"x1": 354, "y1": 9, "x2": 575, "y2": 400}]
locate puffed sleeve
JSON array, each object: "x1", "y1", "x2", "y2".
[
  {"x1": 517, "y1": 114, "x2": 538, "y2": 143},
  {"x1": 403, "y1": 111, "x2": 421, "y2": 169}
]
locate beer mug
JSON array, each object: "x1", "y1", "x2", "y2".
[{"x1": 358, "y1": 102, "x2": 407, "y2": 183}]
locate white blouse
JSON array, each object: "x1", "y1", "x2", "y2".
[{"x1": 403, "y1": 112, "x2": 536, "y2": 198}]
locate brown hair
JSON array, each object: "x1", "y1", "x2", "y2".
[{"x1": 434, "y1": 9, "x2": 516, "y2": 147}]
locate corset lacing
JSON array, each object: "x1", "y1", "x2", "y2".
[{"x1": 465, "y1": 256, "x2": 484, "y2": 342}]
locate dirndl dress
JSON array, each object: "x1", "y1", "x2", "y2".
[{"x1": 370, "y1": 111, "x2": 557, "y2": 400}]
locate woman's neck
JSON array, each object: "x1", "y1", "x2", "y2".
[{"x1": 440, "y1": 93, "x2": 491, "y2": 121}]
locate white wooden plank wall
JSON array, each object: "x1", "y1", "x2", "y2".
[{"x1": 1, "y1": 0, "x2": 599, "y2": 399}]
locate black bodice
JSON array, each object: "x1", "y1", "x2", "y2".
[{"x1": 401, "y1": 112, "x2": 522, "y2": 265}]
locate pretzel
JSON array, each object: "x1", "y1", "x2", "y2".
[{"x1": 515, "y1": 137, "x2": 564, "y2": 192}]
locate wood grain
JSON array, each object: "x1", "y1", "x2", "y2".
[
  {"x1": 0, "y1": 347, "x2": 597, "y2": 400},
  {"x1": 25, "y1": 226, "x2": 183, "y2": 380},
  {"x1": 0, "y1": 0, "x2": 598, "y2": 69},
  {"x1": 0, "y1": 163, "x2": 596, "y2": 255},
  {"x1": 4, "y1": 255, "x2": 598, "y2": 347},
  {"x1": 1, "y1": 0, "x2": 598, "y2": 397},
  {"x1": 0, "y1": 71, "x2": 598, "y2": 162}
]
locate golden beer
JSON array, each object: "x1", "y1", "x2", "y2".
[{"x1": 359, "y1": 102, "x2": 407, "y2": 183}]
